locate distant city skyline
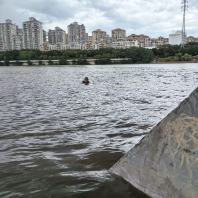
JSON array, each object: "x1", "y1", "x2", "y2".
[
  {"x1": 1, "y1": 17, "x2": 197, "y2": 52},
  {"x1": 0, "y1": 0, "x2": 197, "y2": 37}
]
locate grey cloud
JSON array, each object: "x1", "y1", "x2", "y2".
[
  {"x1": 0, "y1": 0, "x2": 197, "y2": 37},
  {"x1": 6, "y1": 0, "x2": 77, "y2": 20}
]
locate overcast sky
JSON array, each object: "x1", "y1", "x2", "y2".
[{"x1": 0, "y1": 0, "x2": 197, "y2": 37}]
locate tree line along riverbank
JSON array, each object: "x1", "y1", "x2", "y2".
[{"x1": 0, "y1": 43, "x2": 198, "y2": 66}]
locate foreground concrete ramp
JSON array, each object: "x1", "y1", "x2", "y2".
[{"x1": 110, "y1": 88, "x2": 198, "y2": 198}]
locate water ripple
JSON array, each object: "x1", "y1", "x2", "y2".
[{"x1": 0, "y1": 64, "x2": 198, "y2": 197}]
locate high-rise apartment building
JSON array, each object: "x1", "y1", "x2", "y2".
[
  {"x1": 48, "y1": 27, "x2": 67, "y2": 45},
  {"x1": 12, "y1": 28, "x2": 23, "y2": 50},
  {"x1": 83, "y1": 36, "x2": 93, "y2": 50},
  {"x1": 169, "y1": 31, "x2": 183, "y2": 45},
  {"x1": 48, "y1": 29, "x2": 56, "y2": 45},
  {"x1": 23, "y1": 17, "x2": 43, "y2": 50},
  {"x1": 112, "y1": 28, "x2": 126, "y2": 42},
  {"x1": 54, "y1": 27, "x2": 66, "y2": 44},
  {"x1": 0, "y1": 19, "x2": 21, "y2": 51},
  {"x1": 67, "y1": 22, "x2": 86, "y2": 49},
  {"x1": 92, "y1": 29, "x2": 107, "y2": 49},
  {"x1": 48, "y1": 27, "x2": 68, "y2": 51}
]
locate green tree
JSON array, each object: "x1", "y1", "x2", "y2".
[
  {"x1": 175, "y1": 53, "x2": 183, "y2": 61},
  {"x1": 182, "y1": 53, "x2": 192, "y2": 61}
]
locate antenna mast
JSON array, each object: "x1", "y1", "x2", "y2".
[{"x1": 181, "y1": 0, "x2": 188, "y2": 47}]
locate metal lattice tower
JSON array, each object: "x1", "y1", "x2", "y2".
[{"x1": 181, "y1": 0, "x2": 188, "y2": 47}]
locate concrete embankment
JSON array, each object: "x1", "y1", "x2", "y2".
[
  {"x1": 110, "y1": 88, "x2": 198, "y2": 198},
  {"x1": 0, "y1": 58, "x2": 131, "y2": 66}
]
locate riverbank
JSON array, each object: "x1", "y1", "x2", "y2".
[
  {"x1": 156, "y1": 60, "x2": 198, "y2": 64},
  {"x1": 0, "y1": 58, "x2": 198, "y2": 66},
  {"x1": 0, "y1": 47, "x2": 154, "y2": 66},
  {"x1": 0, "y1": 58, "x2": 143, "y2": 66}
]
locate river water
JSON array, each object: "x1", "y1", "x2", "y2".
[{"x1": 0, "y1": 64, "x2": 198, "y2": 198}]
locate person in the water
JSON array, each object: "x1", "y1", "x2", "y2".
[{"x1": 82, "y1": 77, "x2": 90, "y2": 85}]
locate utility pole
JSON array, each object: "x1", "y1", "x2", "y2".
[{"x1": 181, "y1": 0, "x2": 188, "y2": 47}]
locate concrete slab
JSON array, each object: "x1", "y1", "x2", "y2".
[{"x1": 110, "y1": 87, "x2": 198, "y2": 198}]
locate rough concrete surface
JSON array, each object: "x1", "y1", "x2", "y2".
[{"x1": 110, "y1": 87, "x2": 198, "y2": 198}]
